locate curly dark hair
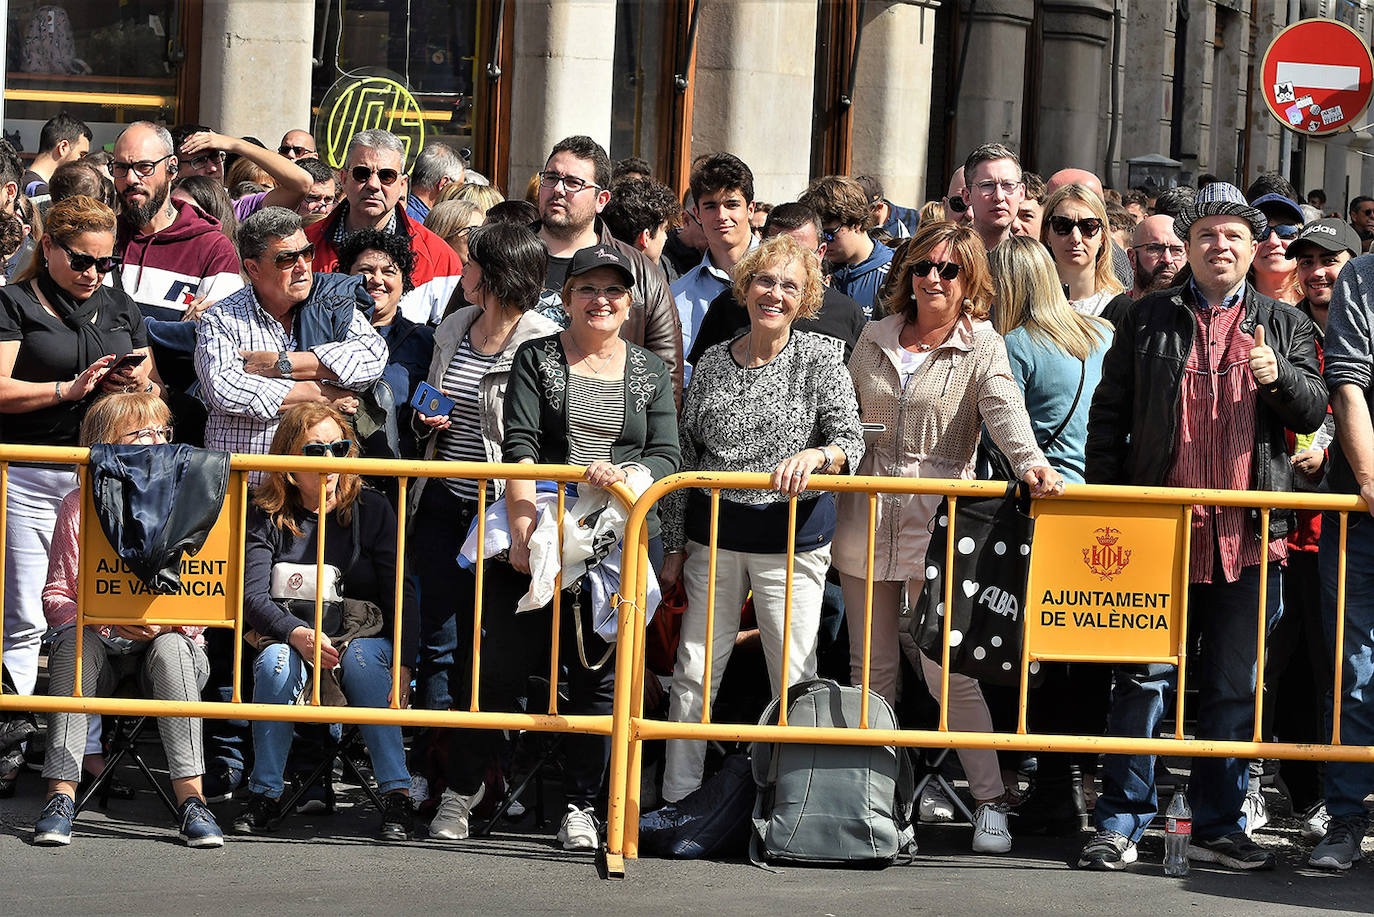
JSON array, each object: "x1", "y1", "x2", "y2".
[{"x1": 335, "y1": 228, "x2": 415, "y2": 294}]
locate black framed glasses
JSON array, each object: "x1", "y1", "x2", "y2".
[
  {"x1": 819, "y1": 226, "x2": 839, "y2": 244},
  {"x1": 302, "y1": 439, "x2": 353, "y2": 458},
  {"x1": 110, "y1": 154, "x2": 173, "y2": 179},
  {"x1": 912, "y1": 259, "x2": 962, "y2": 281},
  {"x1": 269, "y1": 243, "x2": 315, "y2": 269},
  {"x1": 350, "y1": 165, "x2": 401, "y2": 186},
  {"x1": 1133, "y1": 242, "x2": 1186, "y2": 260},
  {"x1": 184, "y1": 151, "x2": 226, "y2": 170},
  {"x1": 1048, "y1": 215, "x2": 1104, "y2": 238},
  {"x1": 58, "y1": 241, "x2": 122, "y2": 274},
  {"x1": 538, "y1": 171, "x2": 599, "y2": 194}
]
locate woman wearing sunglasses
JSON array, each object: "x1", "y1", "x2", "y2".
[
  {"x1": 659, "y1": 233, "x2": 862, "y2": 808},
  {"x1": 233, "y1": 403, "x2": 418, "y2": 842},
  {"x1": 1248, "y1": 193, "x2": 1305, "y2": 304},
  {"x1": 1041, "y1": 183, "x2": 1131, "y2": 326},
  {"x1": 0, "y1": 196, "x2": 164, "y2": 760},
  {"x1": 834, "y1": 220, "x2": 1062, "y2": 855},
  {"x1": 34, "y1": 392, "x2": 224, "y2": 848}
]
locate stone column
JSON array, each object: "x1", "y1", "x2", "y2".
[
  {"x1": 199, "y1": 0, "x2": 314, "y2": 143},
  {"x1": 1119, "y1": 0, "x2": 1176, "y2": 188},
  {"x1": 688, "y1": 0, "x2": 818, "y2": 202},
  {"x1": 1035, "y1": 0, "x2": 1114, "y2": 175},
  {"x1": 952, "y1": 0, "x2": 1033, "y2": 163},
  {"x1": 507, "y1": 0, "x2": 618, "y2": 190},
  {"x1": 849, "y1": 1, "x2": 938, "y2": 208}
]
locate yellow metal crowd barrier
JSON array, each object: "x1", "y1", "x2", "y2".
[
  {"x1": 0, "y1": 445, "x2": 634, "y2": 743},
  {"x1": 4, "y1": 447, "x2": 1374, "y2": 881},
  {"x1": 602, "y1": 472, "x2": 1374, "y2": 877}
]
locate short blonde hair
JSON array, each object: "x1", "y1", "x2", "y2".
[
  {"x1": 424, "y1": 199, "x2": 484, "y2": 242},
  {"x1": 80, "y1": 391, "x2": 170, "y2": 447},
  {"x1": 441, "y1": 182, "x2": 505, "y2": 210},
  {"x1": 730, "y1": 234, "x2": 824, "y2": 321}
]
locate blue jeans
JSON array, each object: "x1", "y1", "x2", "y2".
[
  {"x1": 1319, "y1": 515, "x2": 1374, "y2": 820},
  {"x1": 1095, "y1": 563, "x2": 1281, "y2": 843},
  {"x1": 248, "y1": 637, "x2": 410, "y2": 798}
]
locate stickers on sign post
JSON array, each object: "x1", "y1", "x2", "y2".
[
  {"x1": 1322, "y1": 105, "x2": 1346, "y2": 126},
  {"x1": 1274, "y1": 81, "x2": 1296, "y2": 103},
  {"x1": 1285, "y1": 104, "x2": 1304, "y2": 125}
]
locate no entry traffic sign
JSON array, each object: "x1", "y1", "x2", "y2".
[{"x1": 1261, "y1": 18, "x2": 1374, "y2": 136}]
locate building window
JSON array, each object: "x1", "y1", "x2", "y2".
[
  {"x1": 311, "y1": 0, "x2": 483, "y2": 174},
  {"x1": 610, "y1": 0, "x2": 668, "y2": 165},
  {"x1": 5, "y1": 1, "x2": 192, "y2": 155}
]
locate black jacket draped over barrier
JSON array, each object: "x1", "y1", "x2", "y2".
[{"x1": 88, "y1": 443, "x2": 230, "y2": 593}]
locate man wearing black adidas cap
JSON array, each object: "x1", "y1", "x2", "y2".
[{"x1": 1291, "y1": 218, "x2": 1360, "y2": 341}]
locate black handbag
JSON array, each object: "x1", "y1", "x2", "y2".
[{"x1": 909, "y1": 481, "x2": 1036, "y2": 687}]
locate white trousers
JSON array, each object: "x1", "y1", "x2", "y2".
[
  {"x1": 662, "y1": 540, "x2": 830, "y2": 803},
  {"x1": 3, "y1": 466, "x2": 75, "y2": 695}
]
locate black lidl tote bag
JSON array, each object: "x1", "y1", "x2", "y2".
[{"x1": 909, "y1": 482, "x2": 1036, "y2": 687}]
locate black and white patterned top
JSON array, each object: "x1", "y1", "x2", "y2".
[
  {"x1": 435, "y1": 334, "x2": 499, "y2": 501},
  {"x1": 566, "y1": 374, "x2": 625, "y2": 464},
  {"x1": 664, "y1": 329, "x2": 864, "y2": 551}
]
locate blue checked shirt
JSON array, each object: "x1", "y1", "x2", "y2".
[{"x1": 194, "y1": 282, "x2": 387, "y2": 471}]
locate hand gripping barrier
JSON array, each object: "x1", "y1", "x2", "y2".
[{"x1": 602, "y1": 472, "x2": 1374, "y2": 877}]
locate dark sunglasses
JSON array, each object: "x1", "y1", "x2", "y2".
[
  {"x1": 945, "y1": 195, "x2": 968, "y2": 215},
  {"x1": 350, "y1": 165, "x2": 401, "y2": 186},
  {"x1": 270, "y1": 243, "x2": 316, "y2": 269},
  {"x1": 59, "y1": 241, "x2": 122, "y2": 274},
  {"x1": 301, "y1": 439, "x2": 353, "y2": 458},
  {"x1": 278, "y1": 145, "x2": 315, "y2": 157},
  {"x1": 1260, "y1": 224, "x2": 1302, "y2": 242},
  {"x1": 1048, "y1": 215, "x2": 1104, "y2": 238},
  {"x1": 912, "y1": 259, "x2": 961, "y2": 281}
]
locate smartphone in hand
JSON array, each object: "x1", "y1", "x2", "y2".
[{"x1": 410, "y1": 381, "x2": 455, "y2": 417}]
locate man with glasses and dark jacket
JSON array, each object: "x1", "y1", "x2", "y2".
[{"x1": 304, "y1": 129, "x2": 462, "y2": 326}]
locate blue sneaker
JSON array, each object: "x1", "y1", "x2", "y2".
[
  {"x1": 178, "y1": 797, "x2": 225, "y2": 848},
  {"x1": 34, "y1": 793, "x2": 75, "y2": 846}
]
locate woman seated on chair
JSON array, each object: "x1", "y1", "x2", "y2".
[
  {"x1": 232, "y1": 403, "x2": 419, "y2": 841},
  {"x1": 34, "y1": 392, "x2": 221, "y2": 849}
]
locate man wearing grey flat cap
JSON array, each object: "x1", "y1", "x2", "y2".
[{"x1": 1078, "y1": 182, "x2": 1327, "y2": 874}]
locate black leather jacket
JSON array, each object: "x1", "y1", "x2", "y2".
[{"x1": 1085, "y1": 282, "x2": 1327, "y2": 540}]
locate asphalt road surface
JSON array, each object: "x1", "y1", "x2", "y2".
[{"x1": 2, "y1": 760, "x2": 1371, "y2": 916}]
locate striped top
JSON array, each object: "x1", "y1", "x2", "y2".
[
  {"x1": 566, "y1": 373, "x2": 624, "y2": 465},
  {"x1": 1164, "y1": 286, "x2": 1286, "y2": 584},
  {"x1": 435, "y1": 335, "x2": 499, "y2": 501}
]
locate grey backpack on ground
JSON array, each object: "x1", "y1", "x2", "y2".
[{"x1": 749, "y1": 678, "x2": 917, "y2": 866}]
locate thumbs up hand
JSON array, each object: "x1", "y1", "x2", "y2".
[{"x1": 1249, "y1": 324, "x2": 1278, "y2": 385}]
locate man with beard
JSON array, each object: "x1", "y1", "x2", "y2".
[
  {"x1": 304, "y1": 129, "x2": 462, "y2": 326},
  {"x1": 533, "y1": 135, "x2": 683, "y2": 404},
  {"x1": 1126, "y1": 214, "x2": 1186, "y2": 297},
  {"x1": 111, "y1": 121, "x2": 244, "y2": 417}
]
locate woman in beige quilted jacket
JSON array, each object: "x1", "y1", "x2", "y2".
[{"x1": 833, "y1": 220, "x2": 1061, "y2": 854}]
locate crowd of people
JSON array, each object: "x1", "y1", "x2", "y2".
[{"x1": 0, "y1": 112, "x2": 1369, "y2": 877}]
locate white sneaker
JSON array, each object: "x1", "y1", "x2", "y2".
[
  {"x1": 557, "y1": 804, "x2": 599, "y2": 850},
  {"x1": 428, "y1": 785, "x2": 485, "y2": 840},
  {"x1": 1301, "y1": 802, "x2": 1330, "y2": 844},
  {"x1": 1241, "y1": 788, "x2": 1268, "y2": 836},
  {"x1": 972, "y1": 803, "x2": 1013, "y2": 854},
  {"x1": 918, "y1": 782, "x2": 957, "y2": 823}
]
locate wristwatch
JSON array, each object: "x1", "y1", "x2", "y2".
[{"x1": 275, "y1": 351, "x2": 293, "y2": 379}]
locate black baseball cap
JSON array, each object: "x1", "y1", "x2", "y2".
[
  {"x1": 1288, "y1": 218, "x2": 1362, "y2": 258},
  {"x1": 567, "y1": 243, "x2": 635, "y2": 287}
]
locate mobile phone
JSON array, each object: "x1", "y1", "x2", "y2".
[
  {"x1": 410, "y1": 381, "x2": 455, "y2": 417},
  {"x1": 107, "y1": 352, "x2": 147, "y2": 375}
]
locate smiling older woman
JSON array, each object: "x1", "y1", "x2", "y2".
[
  {"x1": 833, "y1": 220, "x2": 1061, "y2": 855},
  {"x1": 659, "y1": 232, "x2": 864, "y2": 805}
]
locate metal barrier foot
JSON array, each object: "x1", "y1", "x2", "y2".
[{"x1": 601, "y1": 846, "x2": 625, "y2": 879}]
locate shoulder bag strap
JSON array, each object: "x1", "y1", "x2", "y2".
[{"x1": 1038, "y1": 358, "x2": 1087, "y2": 453}]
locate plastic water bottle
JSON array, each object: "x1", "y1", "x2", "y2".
[{"x1": 1163, "y1": 790, "x2": 1192, "y2": 877}]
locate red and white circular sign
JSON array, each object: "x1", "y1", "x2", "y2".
[{"x1": 1261, "y1": 18, "x2": 1374, "y2": 136}]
